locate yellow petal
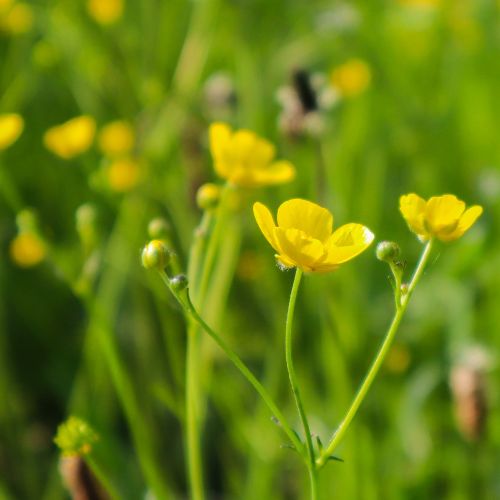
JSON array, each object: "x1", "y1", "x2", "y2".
[
  {"x1": 439, "y1": 205, "x2": 483, "y2": 241},
  {"x1": 425, "y1": 194, "x2": 465, "y2": 234},
  {"x1": 252, "y1": 138, "x2": 276, "y2": 166},
  {"x1": 399, "y1": 193, "x2": 427, "y2": 236},
  {"x1": 0, "y1": 113, "x2": 24, "y2": 150},
  {"x1": 238, "y1": 160, "x2": 295, "y2": 187},
  {"x1": 325, "y1": 223, "x2": 374, "y2": 264},
  {"x1": 277, "y1": 199, "x2": 333, "y2": 243},
  {"x1": 209, "y1": 122, "x2": 232, "y2": 162},
  {"x1": 253, "y1": 202, "x2": 279, "y2": 252},
  {"x1": 274, "y1": 227, "x2": 326, "y2": 271},
  {"x1": 230, "y1": 130, "x2": 258, "y2": 164}
]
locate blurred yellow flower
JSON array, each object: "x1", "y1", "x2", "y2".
[
  {"x1": 0, "y1": 113, "x2": 24, "y2": 150},
  {"x1": 43, "y1": 116, "x2": 96, "y2": 159},
  {"x1": 400, "y1": 193, "x2": 483, "y2": 242},
  {"x1": 9, "y1": 232, "x2": 46, "y2": 268},
  {"x1": 330, "y1": 59, "x2": 372, "y2": 98},
  {"x1": 107, "y1": 158, "x2": 140, "y2": 192},
  {"x1": 254, "y1": 198, "x2": 374, "y2": 273},
  {"x1": 0, "y1": 2, "x2": 34, "y2": 34},
  {"x1": 209, "y1": 122, "x2": 295, "y2": 187},
  {"x1": 98, "y1": 120, "x2": 135, "y2": 158},
  {"x1": 87, "y1": 0, "x2": 123, "y2": 25}
]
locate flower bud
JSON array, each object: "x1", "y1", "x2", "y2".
[
  {"x1": 376, "y1": 241, "x2": 401, "y2": 263},
  {"x1": 170, "y1": 274, "x2": 188, "y2": 292},
  {"x1": 196, "y1": 183, "x2": 221, "y2": 211},
  {"x1": 54, "y1": 416, "x2": 98, "y2": 457},
  {"x1": 141, "y1": 240, "x2": 170, "y2": 270},
  {"x1": 148, "y1": 217, "x2": 171, "y2": 240}
]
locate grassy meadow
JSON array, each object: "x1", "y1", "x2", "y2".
[{"x1": 0, "y1": 0, "x2": 499, "y2": 498}]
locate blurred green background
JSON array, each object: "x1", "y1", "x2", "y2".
[{"x1": 1, "y1": 0, "x2": 499, "y2": 498}]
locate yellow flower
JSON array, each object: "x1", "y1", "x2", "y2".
[
  {"x1": 209, "y1": 122, "x2": 295, "y2": 187},
  {"x1": 87, "y1": 0, "x2": 123, "y2": 25},
  {"x1": 0, "y1": 113, "x2": 24, "y2": 150},
  {"x1": 330, "y1": 59, "x2": 372, "y2": 98},
  {"x1": 9, "y1": 232, "x2": 46, "y2": 268},
  {"x1": 43, "y1": 116, "x2": 96, "y2": 159},
  {"x1": 399, "y1": 193, "x2": 483, "y2": 242},
  {"x1": 98, "y1": 120, "x2": 135, "y2": 157},
  {"x1": 0, "y1": 2, "x2": 33, "y2": 35},
  {"x1": 107, "y1": 158, "x2": 140, "y2": 192},
  {"x1": 254, "y1": 198, "x2": 374, "y2": 273}
]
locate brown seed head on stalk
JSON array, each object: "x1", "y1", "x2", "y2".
[
  {"x1": 449, "y1": 346, "x2": 492, "y2": 442},
  {"x1": 59, "y1": 455, "x2": 109, "y2": 500}
]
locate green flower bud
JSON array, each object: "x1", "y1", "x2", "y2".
[
  {"x1": 196, "y1": 183, "x2": 221, "y2": 211},
  {"x1": 141, "y1": 240, "x2": 170, "y2": 270},
  {"x1": 376, "y1": 241, "x2": 401, "y2": 263},
  {"x1": 54, "y1": 416, "x2": 98, "y2": 457},
  {"x1": 148, "y1": 217, "x2": 171, "y2": 240},
  {"x1": 170, "y1": 274, "x2": 188, "y2": 292}
]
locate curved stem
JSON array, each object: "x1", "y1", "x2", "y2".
[
  {"x1": 159, "y1": 271, "x2": 305, "y2": 457},
  {"x1": 317, "y1": 240, "x2": 434, "y2": 468},
  {"x1": 285, "y1": 269, "x2": 317, "y2": 499}
]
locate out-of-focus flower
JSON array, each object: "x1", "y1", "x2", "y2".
[
  {"x1": 0, "y1": 113, "x2": 24, "y2": 150},
  {"x1": 254, "y1": 198, "x2": 374, "y2": 273},
  {"x1": 107, "y1": 158, "x2": 141, "y2": 192},
  {"x1": 399, "y1": 194, "x2": 483, "y2": 242},
  {"x1": 450, "y1": 346, "x2": 493, "y2": 442},
  {"x1": 203, "y1": 72, "x2": 237, "y2": 121},
  {"x1": 0, "y1": 2, "x2": 33, "y2": 35},
  {"x1": 0, "y1": 0, "x2": 14, "y2": 11},
  {"x1": 209, "y1": 122, "x2": 295, "y2": 187},
  {"x1": 277, "y1": 69, "x2": 338, "y2": 139},
  {"x1": 9, "y1": 232, "x2": 46, "y2": 268},
  {"x1": 330, "y1": 59, "x2": 371, "y2": 98},
  {"x1": 44, "y1": 116, "x2": 96, "y2": 159},
  {"x1": 98, "y1": 120, "x2": 135, "y2": 158},
  {"x1": 54, "y1": 416, "x2": 98, "y2": 457},
  {"x1": 398, "y1": 0, "x2": 440, "y2": 7},
  {"x1": 87, "y1": 0, "x2": 123, "y2": 25}
]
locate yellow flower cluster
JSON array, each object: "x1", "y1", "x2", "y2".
[
  {"x1": 87, "y1": 0, "x2": 123, "y2": 25},
  {"x1": 209, "y1": 123, "x2": 295, "y2": 187},
  {"x1": 44, "y1": 116, "x2": 96, "y2": 159},
  {"x1": 0, "y1": 0, "x2": 33, "y2": 35},
  {"x1": 0, "y1": 113, "x2": 24, "y2": 150},
  {"x1": 254, "y1": 199, "x2": 374, "y2": 273},
  {"x1": 400, "y1": 194, "x2": 482, "y2": 242}
]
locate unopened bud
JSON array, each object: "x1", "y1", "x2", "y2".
[
  {"x1": 148, "y1": 217, "x2": 171, "y2": 240},
  {"x1": 196, "y1": 183, "x2": 221, "y2": 211},
  {"x1": 141, "y1": 240, "x2": 170, "y2": 270},
  {"x1": 170, "y1": 274, "x2": 188, "y2": 292},
  {"x1": 376, "y1": 241, "x2": 401, "y2": 263}
]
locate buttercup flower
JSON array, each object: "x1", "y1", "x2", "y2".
[
  {"x1": 9, "y1": 232, "x2": 46, "y2": 268},
  {"x1": 44, "y1": 116, "x2": 96, "y2": 159},
  {"x1": 400, "y1": 193, "x2": 483, "y2": 242},
  {"x1": 209, "y1": 122, "x2": 295, "y2": 187},
  {"x1": 107, "y1": 158, "x2": 141, "y2": 192},
  {"x1": 254, "y1": 198, "x2": 374, "y2": 273},
  {"x1": 330, "y1": 59, "x2": 371, "y2": 98},
  {"x1": 0, "y1": 113, "x2": 24, "y2": 150},
  {"x1": 87, "y1": 0, "x2": 123, "y2": 25},
  {"x1": 98, "y1": 120, "x2": 135, "y2": 157}
]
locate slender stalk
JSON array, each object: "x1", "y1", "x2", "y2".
[
  {"x1": 158, "y1": 271, "x2": 305, "y2": 457},
  {"x1": 317, "y1": 240, "x2": 434, "y2": 468},
  {"x1": 285, "y1": 269, "x2": 317, "y2": 499},
  {"x1": 185, "y1": 325, "x2": 204, "y2": 500}
]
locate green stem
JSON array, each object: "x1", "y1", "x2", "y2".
[
  {"x1": 185, "y1": 324, "x2": 204, "y2": 500},
  {"x1": 159, "y1": 272, "x2": 305, "y2": 457},
  {"x1": 317, "y1": 239, "x2": 434, "y2": 468},
  {"x1": 285, "y1": 269, "x2": 317, "y2": 499}
]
